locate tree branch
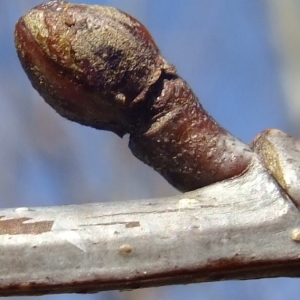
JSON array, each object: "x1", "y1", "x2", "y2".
[
  {"x1": 1, "y1": 154, "x2": 300, "y2": 296},
  {"x1": 8, "y1": 1, "x2": 300, "y2": 296}
]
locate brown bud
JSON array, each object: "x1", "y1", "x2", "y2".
[
  {"x1": 15, "y1": 0, "x2": 254, "y2": 192},
  {"x1": 15, "y1": 0, "x2": 174, "y2": 136}
]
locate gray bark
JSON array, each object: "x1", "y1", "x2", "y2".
[{"x1": 1, "y1": 148, "x2": 300, "y2": 296}]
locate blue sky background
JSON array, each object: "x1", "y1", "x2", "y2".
[{"x1": 0, "y1": 1, "x2": 299, "y2": 300}]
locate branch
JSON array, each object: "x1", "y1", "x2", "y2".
[
  {"x1": 9, "y1": 2, "x2": 300, "y2": 296},
  {"x1": 1, "y1": 154, "x2": 300, "y2": 296}
]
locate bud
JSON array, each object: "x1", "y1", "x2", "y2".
[
  {"x1": 15, "y1": 0, "x2": 174, "y2": 136},
  {"x1": 15, "y1": 1, "x2": 254, "y2": 192}
]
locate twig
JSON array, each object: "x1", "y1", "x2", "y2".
[
  {"x1": 1, "y1": 154, "x2": 300, "y2": 296},
  {"x1": 9, "y1": 2, "x2": 300, "y2": 296}
]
